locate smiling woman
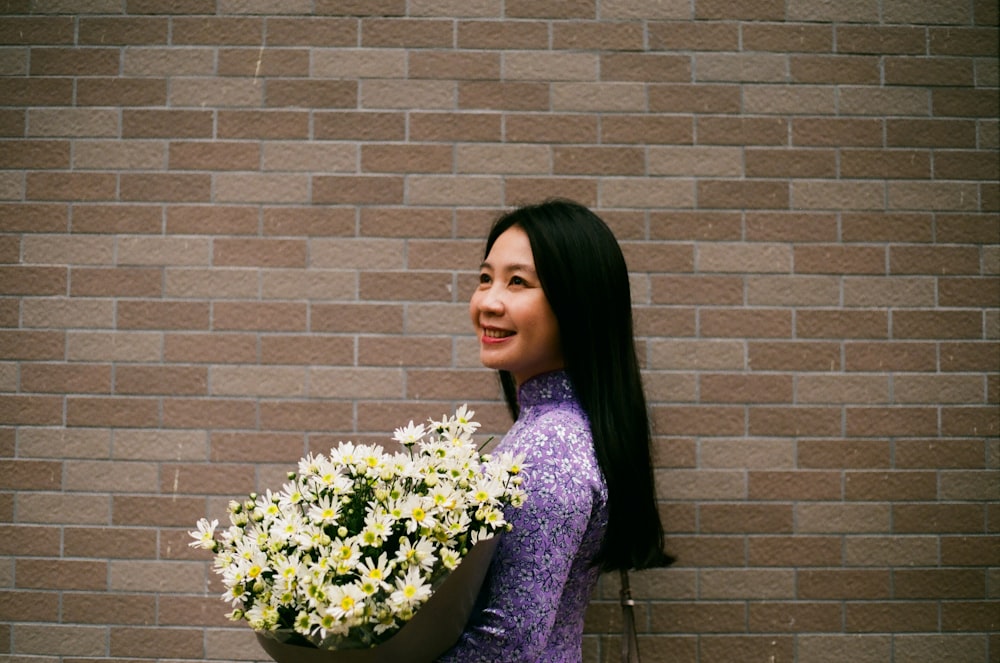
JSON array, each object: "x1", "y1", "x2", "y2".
[
  {"x1": 471, "y1": 225, "x2": 564, "y2": 386},
  {"x1": 437, "y1": 199, "x2": 673, "y2": 663}
]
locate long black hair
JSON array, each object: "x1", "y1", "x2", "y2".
[{"x1": 482, "y1": 199, "x2": 673, "y2": 572}]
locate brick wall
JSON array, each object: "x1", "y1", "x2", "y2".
[{"x1": 1, "y1": 2, "x2": 997, "y2": 662}]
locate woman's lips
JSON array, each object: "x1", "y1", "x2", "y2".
[{"x1": 481, "y1": 327, "x2": 514, "y2": 344}]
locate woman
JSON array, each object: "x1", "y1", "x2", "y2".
[{"x1": 438, "y1": 199, "x2": 672, "y2": 662}]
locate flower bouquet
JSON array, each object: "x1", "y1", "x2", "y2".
[{"x1": 189, "y1": 406, "x2": 525, "y2": 662}]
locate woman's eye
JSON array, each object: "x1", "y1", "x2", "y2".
[
  {"x1": 478, "y1": 273, "x2": 491, "y2": 284},
  {"x1": 509, "y1": 276, "x2": 525, "y2": 286}
]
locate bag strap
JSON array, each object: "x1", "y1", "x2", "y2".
[{"x1": 619, "y1": 569, "x2": 640, "y2": 663}]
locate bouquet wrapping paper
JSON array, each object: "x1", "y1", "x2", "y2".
[{"x1": 255, "y1": 534, "x2": 498, "y2": 663}]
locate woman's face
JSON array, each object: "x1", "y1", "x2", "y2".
[{"x1": 470, "y1": 225, "x2": 564, "y2": 386}]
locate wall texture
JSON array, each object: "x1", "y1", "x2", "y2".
[{"x1": 1, "y1": 1, "x2": 998, "y2": 662}]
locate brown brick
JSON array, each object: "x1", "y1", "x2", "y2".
[
  {"x1": 17, "y1": 558, "x2": 108, "y2": 590},
  {"x1": 800, "y1": 569, "x2": 891, "y2": 599},
  {"x1": 217, "y1": 47, "x2": 309, "y2": 77},
  {"x1": 748, "y1": 341, "x2": 841, "y2": 371},
  {"x1": 894, "y1": 568, "x2": 986, "y2": 599},
  {"x1": 122, "y1": 110, "x2": 213, "y2": 139},
  {"x1": 897, "y1": 439, "x2": 989, "y2": 469},
  {"x1": 749, "y1": 471, "x2": 842, "y2": 500},
  {"x1": 893, "y1": 310, "x2": 983, "y2": 339},
  {"x1": 553, "y1": 146, "x2": 644, "y2": 176},
  {"x1": 651, "y1": 405, "x2": 744, "y2": 436},
  {"x1": 0, "y1": 139, "x2": 69, "y2": 169},
  {"x1": 887, "y1": 119, "x2": 978, "y2": 148},
  {"x1": 313, "y1": 175, "x2": 405, "y2": 205},
  {"x1": 160, "y1": 398, "x2": 257, "y2": 430},
  {"x1": 0, "y1": 17, "x2": 75, "y2": 45},
  {"x1": 0, "y1": 394, "x2": 63, "y2": 425},
  {"x1": 940, "y1": 342, "x2": 1000, "y2": 372},
  {"x1": 650, "y1": 211, "x2": 742, "y2": 240},
  {"x1": 504, "y1": 0, "x2": 595, "y2": 18},
  {"x1": 797, "y1": 310, "x2": 888, "y2": 339},
  {"x1": 0, "y1": 108, "x2": 26, "y2": 136},
  {"x1": 63, "y1": 592, "x2": 156, "y2": 625},
  {"x1": 0, "y1": 77, "x2": 73, "y2": 107},
  {"x1": 696, "y1": 116, "x2": 788, "y2": 146},
  {"x1": 699, "y1": 635, "x2": 794, "y2": 661},
  {"x1": 217, "y1": 110, "x2": 309, "y2": 139},
  {"x1": 602, "y1": 115, "x2": 692, "y2": 144},
  {"x1": 161, "y1": 333, "x2": 253, "y2": 364},
  {"x1": 409, "y1": 50, "x2": 500, "y2": 80},
  {"x1": 695, "y1": 0, "x2": 783, "y2": 19},
  {"x1": 21, "y1": 363, "x2": 111, "y2": 395},
  {"x1": 700, "y1": 504, "x2": 793, "y2": 533},
  {"x1": 845, "y1": 602, "x2": 939, "y2": 633},
  {"x1": 457, "y1": 81, "x2": 548, "y2": 111},
  {"x1": 164, "y1": 205, "x2": 255, "y2": 235},
  {"x1": 885, "y1": 57, "x2": 974, "y2": 87},
  {"x1": 267, "y1": 17, "x2": 358, "y2": 45},
  {"x1": 846, "y1": 406, "x2": 938, "y2": 437},
  {"x1": 941, "y1": 536, "x2": 1000, "y2": 566},
  {"x1": 749, "y1": 602, "x2": 842, "y2": 632},
  {"x1": 840, "y1": 148, "x2": 931, "y2": 179},
  {"x1": 110, "y1": 626, "x2": 204, "y2": 658},
  {"x1": 742, "y1": 23, "x2": 832, "y2": 52},
  {"x1": 158, "y1": 594, "x2": 231, "y2": 627},
  {"x1": 457, "y1": 20, "x2": 549, "y2": 49},
  {"x1": 747, "y1": 535, "x2": 842, "y2": 567},
  {"x1": 117, "y1": 301, "x2": 209, "y2": 331},
  {"x1": 841, "y1": 212, "x2": 934, "y2": 243},
  {"x1": 171, "y1": 16, "x2": 262, "y2": 44},
  {"x1": 0, "y1": 265, "x2": 66, "y2": 296},
  {"x1": 649, "y1": 602, "x2": 747, "y2": 633},
  {"x1": 745, "y1": 148, "x2": 837, "y2": 178},
  {"x1": 168, "y1": 141, "x2": 260, "y2": 171},
  {"x1": 264, "y1": 206, "x2": 356, "y2": 237},
  {"x1": 63, "y1": 526, "x2": 158, "y2": 559},
  {"x1": 409, "y1": 111, "x2": 502, "y2": 142},
  {"x1": 698, "y1": 309, "x2": 791, "y2": 340},
  {"x1": 702, "y1": 374, "x2": 793, "y2": 404},
  {"x1": 930, "y1": 27, "x2": 1000, "y2": 56},
  {"x1": 651, "y1": 275, "x2": 743, "y2": 305},
  {"x1": 843, "y1": 341, "x2": 937, "y2": 372},
  {"x1": 895, "y1": 503, "x2": 988, "y2": 534},
  {"x1": 934, "y1": 150, "x2": 1000, "y2": 180},
  {"x1": 555, "y1": 20, "x2": 646, "y2": 50},
  {"x1": 27, "y1": 172, "x2": 116, "y2": 202},
  {"x1": 361, "y1": 17, "x2": 453, "y2": 47},
  {"x1": 791, "y1": 54, "x2": 880, "y2": 84},
  {"x1": 836, "y1": 25, "x2": 926, "y2": 55},
  {"x1": 649, "y1": 84, "x2": 741, "y2": 114},
  {"x1": 114, "y1": 366, "x2": 207, "y2": 396},
  {"x1": 795, "y1": 245, "x2": 886, "y2": 274},
  {"x1": 71, "y1": 204, "x2": 161, "y2": 234},
  {"x1": 793, "y1": 118, "x2": 883, "y2": 146},
  {"x1": 265, "y1": 79, "x2": 356, "y2": 108},
  {"x1": 504, "y1": 177, "x2": 598, "y2": 208},
  {"x1": 845, "y1": 470, "x2": 937, "y2": 500},
  {"x1": 76, "y1": 77, "x2": 168, "y2": 107},
  {"x1": 749, "y1": 407, "x2": 842, "y2": 437},
  {"x1": 942, "y1": 406, "x2": 999, "y2": 437},
  {"x1": 213, "y1": 238, "x2": 307, "y2": 268},
  {"x1": 362, "y1": 144, "x2": 453, "y2": 174},
  {"x1": 259, "y1": 400, "x2": 353, "y2": 432},
  {"x1": 698, "y1": 180, "x2": 789, "y2": 210},
  {"x1": 798, "y1": 439, "x2": 892, "y2": 469},
  {"x1": 212, "y1": 302, "x2": 307, "y2": 332},
  {"x1": 111, "y1": 494, "x2": 202, "y2": 527},
  {"x1": 120, "y1": 173, "x2": 211, "y2": 203}
]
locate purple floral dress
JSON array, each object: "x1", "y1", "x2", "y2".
[{"x1": 438, "y1": 370, "x2": 608, "y2": 663}]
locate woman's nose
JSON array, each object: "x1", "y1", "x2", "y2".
[{"x1": 476, "y1": 285, "x2": 504, "y2": 313}]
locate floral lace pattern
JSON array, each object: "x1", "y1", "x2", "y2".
[{"x1": 438, "y1": 371, "x2": 608, "y2": 663}]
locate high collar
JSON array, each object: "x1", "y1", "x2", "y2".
[{"x1": 516, "y1": 370, "x2": 576, "y2": 409}]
